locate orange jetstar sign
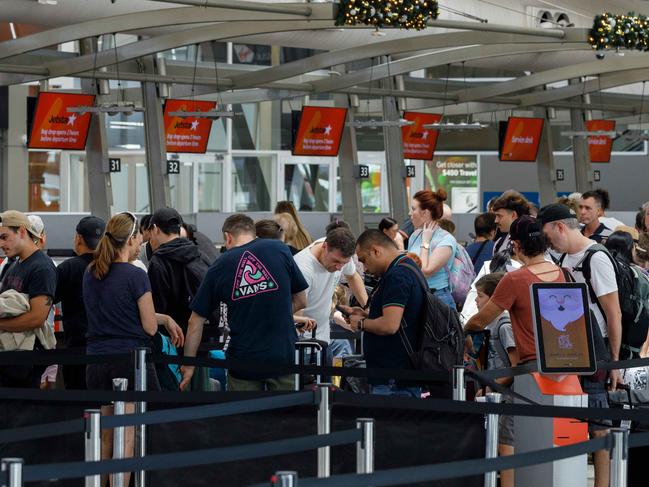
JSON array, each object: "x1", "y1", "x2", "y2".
[
  {"x1": 500, "y1": 117, "x2": 544, "y2": 162},
  {"x1": 586, "y1": 119, "x2": 615, "y2": 163},
  {"x1": 292, "y1": 106, "x2": 347, "y2": 156},
  {"x1": 163, "y1": 99, "x2": 217, "y2": 154},
  {"x1": 28, "y1": 92, "x2": 95, "y2": 150},
  {"x1": 402, "y1": 112, "x2": 441, "y2": 160}
]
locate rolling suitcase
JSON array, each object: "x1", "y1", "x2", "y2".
[{"x1": 294, "y1": 326, "x2": 328, "y2": 390}]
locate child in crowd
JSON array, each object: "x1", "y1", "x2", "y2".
[{"x1": 474, "y1": 272, "x2": 518, "y2": 487}]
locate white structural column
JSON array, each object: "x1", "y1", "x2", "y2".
[
  {"x1": 334, "y1": 92, "x2": 364, "y2": 237},
  {"x1": 141, "y1": 58, "x2": 171, "y2": 211},
  {"x1": 534, "y1": 99, "x2": 557, "y2": 207},
  {"x1": 380, "y1": 57, "x2": 408, "y2": 225},
  {"x1": 0, "y1": 85, "x2": 29, "y2": 211},
  {"x1": 569, "y1": 78, "x2": 592, "y2": 194},
  {"x1": 80, "y1": 37, "x2": 113, "y2": 221}
]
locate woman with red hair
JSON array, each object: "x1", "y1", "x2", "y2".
[{"x1": 407, "y1": 189, "x2": 458, "y2": 309}]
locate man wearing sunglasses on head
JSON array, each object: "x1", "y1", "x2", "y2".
[{"x1": 0, "y1": 210, "x2": 57, "y2": 388}]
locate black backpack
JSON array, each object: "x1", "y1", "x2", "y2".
[
  {"x1": 183, "y1": 252, "x2": 223, "y2": 328},
  {"x1": 397, "y1": 262, "x2": 465, "y2": 373},
  {"x1": 560, "y1": 244, "x2": 649, "y2": 353}
]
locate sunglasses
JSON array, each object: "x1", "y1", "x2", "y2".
[{"x1": 119, "y1": 211, "x2": 138, "y2": 240}]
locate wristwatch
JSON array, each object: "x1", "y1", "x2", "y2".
[{"x1": 422, "y1": 242, "x2": 430, "y2": 250}]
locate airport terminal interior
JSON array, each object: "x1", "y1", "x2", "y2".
[{"x1": 1, "y1": 0, "x2": 649, "y2": 486}]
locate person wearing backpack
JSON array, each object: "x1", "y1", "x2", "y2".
[
  {"x1": 407, "y1": 189, "x2": 459, "y2": 310},
  {"x1": 148, "y1": 207, "x2": 212, "y2": 335},
  {"x1": 538, "y1": 203, "x2": 622, "y2": 487},
  {"x1": 466, "y1": 212, "x2": 496, "y2": 274},
  {"x1": 473, "y1": 272, "x2": 517, "y2": 487},
  {"x1": 341, "y1": 229, "x2": 425, "y2": 398},
  {"x1": 605, "y1": 231, "x2": 649, "y2": 360}
]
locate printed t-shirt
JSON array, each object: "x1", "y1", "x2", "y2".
[
  {"x1": 0, "y1": 250, "x2": 56, "y2": 299},
  {"x1": 490, "y1": 266, "x2": 565, "y2": 363},
  {"x1": 408, "y1": 227, "x2": 456, "y2": 291},
  {"x1": 560, "y1": 242, "x2": 617, "y2": 337},
  {"x1": 190, "y1": 238, "x2": 308, "y2": 380},
  {"x1": 364, "y1": 255, "x2": 424, "y2": 384},
  {"x1": 294, "y1": 238, "x2": 356, "y2": 342},
  {"x1": 83, "y1": 263, "x2": 152, "y2": 354}
]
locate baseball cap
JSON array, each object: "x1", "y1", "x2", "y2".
[
  {"x1": 0, "y1": 210, "x2": 40, "y2": 238},
  {"x1": 537, "y1": 203, "x2": 576, "y2": 226},
  {"x1": 150, "y1": 207, "x2": 183, "y2": 233},
  {"x1": 27, "y1": 215, "x2": 45, "y2": 240},
  {"x1": 76, "y1": 216, "x2": 106, "y2": 250}
]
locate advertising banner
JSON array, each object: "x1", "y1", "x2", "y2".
[
  {"x1": 292, "y1": 106, "x2": 347, "y2": 156},
  {"x1": 28, "y1": 92, "x2": 95, "y2": 150},
  {"x1": 164, "y1": 99, "x2": 216, "y2": 154},
  {"x1": 586, "y1": 119, "x2": 615, "y2": 163},
  {"x1": 425, "y1": 155, "x2": 479, "y2": 213},
  {"x1": 401, "y1": 112, "x2": 441, "y2": 160},
  {"x1": 499, "y1": 117, "x2": 544, "y2": 162}
]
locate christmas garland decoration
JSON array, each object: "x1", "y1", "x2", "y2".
[
  {"x1": 589, "y1": 12, "x2": 649, "y2": 51},
  {"x1": 335, "y1": 0, "x2": 439, "y2": 31}
]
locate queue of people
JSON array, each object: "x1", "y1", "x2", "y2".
[{"x1": 1, "y1": 189, "x2": 649, "y2": 487}]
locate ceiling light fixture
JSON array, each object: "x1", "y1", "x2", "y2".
[
  {"x1": 67, "y1": 103, "x2": 144, "y2": 116},
  {"x1": 347, "y1": 118, "x2": 414, "y2": 129},
  {"x1": 423, "y1": 121, "x2": 487, "y2": 131}
]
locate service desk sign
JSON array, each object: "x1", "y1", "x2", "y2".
[
  {"x1": 28, "y1": 92, "x2": 95, "y2": 150},
  {"x1": 500, "y1": 117, "x2": 544, "y2": 162},
  {"x1": 401, "y1": 112, "x2": 441, "y2": 160},
  {"x1": 587, "y1": 119, "x2": 615, "y2": 163},
  {"x1": 163, "y1": 99, "x2": 216, "y2": 154},
  {"x1": 292, "y1": 106, "x2": 347, "y2": 156}
]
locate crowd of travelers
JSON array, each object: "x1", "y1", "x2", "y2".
[{"x1": 1, "y1": 188, "x2": 649, "y2": 486}]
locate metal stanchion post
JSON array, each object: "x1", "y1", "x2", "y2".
[
  {"x1": 317, "y1": 384, "x2": 331, "y2": 478},
  {"x1": 610, "y1": 427, "x2": 629, "y2": 487},
  {"x1": 134, "y1": 348, "x2": 148, "y2": 487},
  {"x1": 294, "y1": 349, "x2": 301, "y2": 392},
  {"x1": 84, "y1": 409, "x2": 101, "y2": 487},
  {"x1": 452, "y1": 365, "x2": 466, "y2": 401},
  {"x1": 1, "y1": 458, "x2": 24, "y2": 487},
  {"x1": 356, "y1": 418, "x2": 375, "y2": 474},
  {"x1": 484, "y1": 392, "x2": 502, "y2": 487},
  {"x1": 112, "y1": 378, "x2": 128, "y2": 487},
  {"x1": 271, "y1": 471, "x2": 298, "y2": 487}
]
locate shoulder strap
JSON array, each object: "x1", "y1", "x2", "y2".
[
  {"x1": 577, "y1": 245, "x2": 617, "y2": 322},
  {"x1": 471, "y1": 240, "x2": 489, "y2": 265},
  {"x1": 493, "y1": 316, "x2": 512, "y2": 368},
  {"x1": 399, "y1": 261, "x2": 430, "y2": 293}
]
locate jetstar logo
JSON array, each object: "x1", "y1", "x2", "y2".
[
  {"x1": 310, "y1": 124, "x2": 332, "y2": 136},
  {"x1": 49, "y1": 116, "x2": 69, "y2": 124},
  {"x1": 174, "y1": 121, "x2": 193, "y2": 130}
]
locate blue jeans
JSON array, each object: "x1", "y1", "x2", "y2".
[
  {"x1": 433, "y1": 288, "x2": 456, "y2": 310},
  {"x1": 371, "y1": 379, "x2": 421, "y2": 398}
]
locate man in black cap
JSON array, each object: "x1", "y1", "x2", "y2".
[
  {"x1": 54, "y1": 215, "x2": 106, "y2": 389},
  {"x1": 148, "y1": 207, "x2": 212, "y2": 335},
  {"x1": 538, "y1": 202, "x2": 621, "y2": 487}
]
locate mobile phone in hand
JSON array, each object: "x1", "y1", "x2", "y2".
[{"x1": 335, "y1": 305, "x2": 351, "y2": 317}]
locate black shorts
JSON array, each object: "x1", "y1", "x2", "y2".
[{"x1": 86, "y1": 358, "x2": 160, "y2": 392}]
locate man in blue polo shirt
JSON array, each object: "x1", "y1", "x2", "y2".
[
  {"x1": 343, "y1": 229, "x2": 424, "y2": 397},
  {"x1": 180, "y1": 214, "x2": 308, "y2": 391}
]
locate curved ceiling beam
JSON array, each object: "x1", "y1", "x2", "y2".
[
  {"x1": 449, "y1": 53, "x2": 649, "y2": 106},
  {"x1": 0, "y1": 4, "x2": 336, "y2": 61},
  {"x1": 150, "y1": 0, "x2": 313, "y2": 16},
  {"x1": 33, "y1": 20, "x2": 338, "y2": 82},
  {"x1": 230, "y1": 28, "x2": 589, "y2": 90},
  {"x1": 308, "y1": 43, "x2": 589, "y2": 94},
  {"x1": 516, "y1": 68, "x2": 649, "y2": 107}
]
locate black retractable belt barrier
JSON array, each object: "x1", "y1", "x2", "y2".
[
  {"x1": 331, "y1": 390, "x2": 649, "y2": 423},
  {"x1": 0, "y1": 350, "x2": 129, "y2": 365},
  {"x1": 22, "y1": 429, "x2": 363, "y2": 483},
  {"x1": 283, "y1": 437, "x2": 612, "y2": 487},
  {"x1": 102, "y1": 391, "x2": 316, "y2": 429},
  {"x1": 0, "y1": 418, "x2": 83, "y2": 444}
]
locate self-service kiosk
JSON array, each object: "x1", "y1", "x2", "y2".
[{"x1": 514, "y1": 282, "x2": 598, "y2": 487}]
